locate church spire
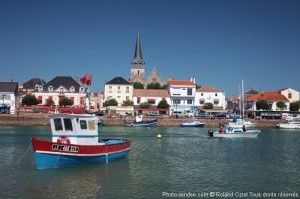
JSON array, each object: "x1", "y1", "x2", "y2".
[{"x1": 134, "y1": 32, "x2": 143, "y2": 59}]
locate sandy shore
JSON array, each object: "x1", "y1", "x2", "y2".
[{"x1": 0, "y1": 113, "x2": 280, "y2": 128}]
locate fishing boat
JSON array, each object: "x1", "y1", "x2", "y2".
[
  {"x1": 32, "y1": 114, "x2": 130, "y2": 169},
  {"x1": 180, "y1": 121, "x2": 205, "y2": 127},
  {"x1": 276, "y1": 117, "x2": 300, "y2": 129},
  {"x1": 208, "y1": 128, "x2": 261, "y2": 138},
  {"x1": 124, "y1": 115, "x2": 157, "y2": 127}
]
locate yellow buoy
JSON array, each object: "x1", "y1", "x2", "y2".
[{"x1": 156, "y1": 134, "x2": 162, "y2": 139}]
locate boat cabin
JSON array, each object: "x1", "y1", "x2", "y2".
[{"x1": 50, "y1": 114, "x2": 99, "y2": 145}]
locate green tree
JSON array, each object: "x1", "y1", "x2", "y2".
[
  {"x1": 103, "y1": 99, "x2": 118, "y2": 106},
  {"x1": 140, "y1": 102, "x2": 150, "y2": 108},
  {"x1": 133, "y1": 82, "x2": 144, "y2": 89},
  {"x1": 59, "y1": 97, "x2": 74, "y2": 106},
  {"x1": 122, "y1": 100, "x2": 134, "y2": 106},
  {"x1": 276, "y1": 101, "x2": 287, "y2": 110},
  {"x1": 290, "y1": 101, "x2": 300, "y2": 111},
  {"x1": 147, "y1": 82, "x2": 163, "y2": 89},
  {"x1": 46, "y1": 98, "x2": 55, "y2": 106},
  {"x1": 256, "y1": 100, "x2": 271, "y2": 110},
  {"x1": 157, "y1": 99, "x2": 170, "y2": 109},
  {"x1": 203, "y1": 102, "x2": 213, "y2": 109},
  {"x1": 22, "y1": 94, "x2": 38, "y2": 106}
]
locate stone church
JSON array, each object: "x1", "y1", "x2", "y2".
[{"x1": 129, "y1": 33, "x2": 173, "y2": 86}]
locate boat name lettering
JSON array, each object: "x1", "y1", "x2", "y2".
[{"x1": 52, "y1": 144, "x2": 79, "y2": 152}]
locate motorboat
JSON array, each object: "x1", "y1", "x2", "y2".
[
  {"x1": 180, "y1": 121, "x2": 205, "y2": 127},
  {"x1": 208, "y1": 127, "x2": 261, "y2": 138},
  {"x1": 276, "y1": 117, "x2": 300, "y2": 129},
  {"x1": 32, "y1": 114, "x2": 130, "y2": 169},
  {"x1": 228, "y1": 119, "x2": 257, "y2": 129},
  {"x1": 124, "y1": 115, "x2": 157, "y2": 127}
]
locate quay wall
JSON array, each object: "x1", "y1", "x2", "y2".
[{"x1": 0, "y1": 113, "x2": 279, "y2": 128}]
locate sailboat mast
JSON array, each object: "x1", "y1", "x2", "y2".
[
  {"x1": 239, "y1": 84, "x2": 241, "y2": 116},
  {"x1": 242, "y1": 80, "x2": 244, "y2": 119}
]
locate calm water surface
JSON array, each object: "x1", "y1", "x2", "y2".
[{"x1": 0, "y1": 126, "x2": 299, "y2": 198}]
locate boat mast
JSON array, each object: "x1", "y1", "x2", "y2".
[
  {"x1": 239, "y1": 84, "x2": 242, "y2": 117},
  {"x1": 242, "y1": 80, "x2": 244, "y2": 120}
]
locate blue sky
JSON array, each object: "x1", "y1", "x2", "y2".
[{"x1": 0, "y1": 0, "x2": 299, "y2": 96}]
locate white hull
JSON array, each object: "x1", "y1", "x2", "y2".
[
  {"x1": 211, "y1": 130, "x2": 261, "y2": 138},
  {"x1": 276, "y1": 123, "x2": 300, "y2": 129},
  {"x1": 229, "y1": 121, "x2": 257, "y2": 129}
]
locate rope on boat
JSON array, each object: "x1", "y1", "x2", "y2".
[{"x1": 16, "y1": 143, "x2": 31, "y2": 165}]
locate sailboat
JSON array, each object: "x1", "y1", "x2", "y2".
[{"x1": 228, "y1": 80, "x2": 257, "y2": 129}]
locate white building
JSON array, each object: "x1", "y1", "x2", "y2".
[
  {"x1": 0, "y1": 82, "x2": 19, "y2": 114},
  {"x1": 104, "y1": 77, "x2": 133, "y2": 106},
  {"x1": 168, "y1": 79, "x2": 196, "y2": 114},
  {"x1": 133, "y1": 89, "x2": 170, "y2": 106},
  {"x1": 32, "y1": 76, "x2": 88, "y2": 107},
  {"x1": 278, "y1": 88, "x2": 299, "y2": 103},
  {"x1": 195, "y1": 86, "x2": 226, "y2": 110}
]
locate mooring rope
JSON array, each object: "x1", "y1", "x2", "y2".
[{"x1": 16, "y1": 143, "x2": 32, "y2": 165}]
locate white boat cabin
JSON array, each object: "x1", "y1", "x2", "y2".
[{"x1": 50, "y1": 114, "x2": 99, "y2": 145}]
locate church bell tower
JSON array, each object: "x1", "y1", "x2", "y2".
[{"x1": 130, "y1": 32, "x2": 145, "y2": 82}]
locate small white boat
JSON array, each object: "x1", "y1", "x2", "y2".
[
  {"x1": 208, "y1": 128, "x2": 261, "y2": 138},
  {"x1": 276, "y1": 118, "x2": 300, "y2": 129},
  {"x1": 180, "y1": 121, "x2": 205, "y2": 128},
  {"x1": 228, "y1": 120, "x2": 257, "y2": 129}
]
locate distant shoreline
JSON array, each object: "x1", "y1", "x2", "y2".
[{"x1": 0, "y1": 113, "x2": 280, "y2": 128}]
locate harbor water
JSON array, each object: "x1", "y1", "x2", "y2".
[{"x1": 0, "y1": 126, "x2": 299, "y2": 198}]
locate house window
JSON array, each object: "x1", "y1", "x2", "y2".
[
  {"x1": 173, "y1": 99, "x2": 180, "y2": 104},
  {"x1": 214, "y1": 99, "x2": 219, "y2": 105},
  {"x1": 215, "y1": 93, "x2": 218, "y2": 97},
  {"x1": 288, "y1": 93, "x2": 292, "y2": 99},
  {"x1": 80, "y1": 120, "x2": 87, "y2": 130},
  {"x1": 59, "y1": 87, "x2": 64, "y2": 94},
  {"x1": 187, "y1": 88, "x2": 192, "y2": 96},
  {"x1": 137, "y1": 97, "x2": 141, "y2": 104},
  {"x1": 80, "y1": 87, "x2": 84, "y2": 93},
  {"x1": 117, "y1": 86, "x2": 121, "y2": 93},
  {"x1": 38, "y1": 86, "x2": 43, "y2": 92},
  {"x1": 148, "y1": 99, "x2": 155, "y2": 104},
  {"x1": 200, "y1": 99, "x2": 205, "y2": 105},
  {"x1": 109, "y1": 86, "x2": 112, "y2": 93},
  {"x1": 64, "y1": 118, "x2": 73, "y2": 131},
  {"x1": 126, "y1": 96, "x2": 129, "y2": 101},
  {"x1": 201, "y1": 93, "x2": 203, "y2": 96},
  {"x1": 138, "y1": 70, "x2": 140, "y2": 75},
  {"x1": 70, "y1": 86, "x2": 75, "y2": 93},
  {"x1": 48, "y1": 86, "x2": 53, "y2": 92},
  {"x1": 126, "y1": 86, "x2": 129, "y2": 93},
  {"x1": 187, "y1": 99, "x2": 193, "y2": 104}
]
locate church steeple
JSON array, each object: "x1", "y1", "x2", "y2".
[{"x1": 130, "y1": 32, "x2": 145, "y2": 83}]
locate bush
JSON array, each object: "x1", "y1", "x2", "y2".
[
  {"x1": 157, "y1": 99, "x2": 170, "y2": 109},
  {"x1": 276, "y1": 101, "x2": 287, "y2": 110},
  {"x1": 59, "y1": 97, "x2": 74, "y2": 106},
  {"x1": 140, "y1": 102, "x2": 150, "y2": 108},
  {"x1": 122, "y1": 100, "x2": 134, "y2": 106},
  {"x1": 104, "y1": 99, "x2": 118, "y2": 106},
  {"x1": 147, "y1": 82, "x2": 164, "y2": 89},
  {"x1": 203, "y1": 102, "x2": 213, "y2": 109},
  {"x1": 290, "y1": 101, "x2": 300, "y2": 111},
  {"x1": 133, "y1": 82, "x2": 144, "y2": 89},
  {"x1": 22, "y1": 94, "x2": 38, "y2": 106},
  {"x1": 256, "y1": 100, "x2": 271, "y2": 110},
  {"x1": 46, "y1": 98, "x2": 55, "y2": 106}
]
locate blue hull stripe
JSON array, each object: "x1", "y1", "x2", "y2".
[{"x1": 34, "y1": 151, "x2": 129, "y2": 169}]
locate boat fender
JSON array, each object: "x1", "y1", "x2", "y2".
[
  {"x1": 208, "y1": 130, "x2": 213, "y2": 137},
  {"x1": 57, "y1": 136, "x2": 71, "y2": 144}
]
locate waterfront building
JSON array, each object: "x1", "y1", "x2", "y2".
[
  {"x1": 32, "y1": 76, "x2": 88, "y2": 107},
  {"x1": 19, "y1": 78, "x2": 45, "y2": 93},
  {"x1": 133, "y1": 89, "x2": 170, "y2": 114},
  {"x1": 104, "y1": 77, "x2": 133, "y2": 106},
  {"x1": 167, "y1": 78, "x2": 196, "y2": 115},
  {"x1": 195, "y1": 86, "x2": 226, "y2": 110},
  {"x1": 277, "y1": 88, "x2": 300, "y2": 103},
  {"x1": 246, "y1": 91, "x2": 290, "y2": 111},
  {"x1": 0, "y1": 82, "x2": 19, "y2": 114},
  {"x1": 129, "y1": 33, "x2": 167, "y2": 87}
]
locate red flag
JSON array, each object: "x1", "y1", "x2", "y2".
[{"x1": 80, "y1": 74, "x2": 92, "y2": 85}]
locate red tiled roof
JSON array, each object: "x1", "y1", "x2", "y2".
[
  {"x1": 168, "y1": 80, "x2": 195, "y2": 86},
  {"x1": 246, "y1": 91, "x2": 288, "y2": 102},
  {"x1": 133, "y1": 89, "x2": 169, "y2": 97},
  {"x1": 197, "y1": 86, "x2": 220, "y2": 92}
]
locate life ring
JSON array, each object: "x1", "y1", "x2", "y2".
[{"x1": 57, "y1": 136, "x2": 71, "y2": 144}]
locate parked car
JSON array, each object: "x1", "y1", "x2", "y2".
[{"x1": 146, "y1": 112, "x2": 159, "y2": 116}]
